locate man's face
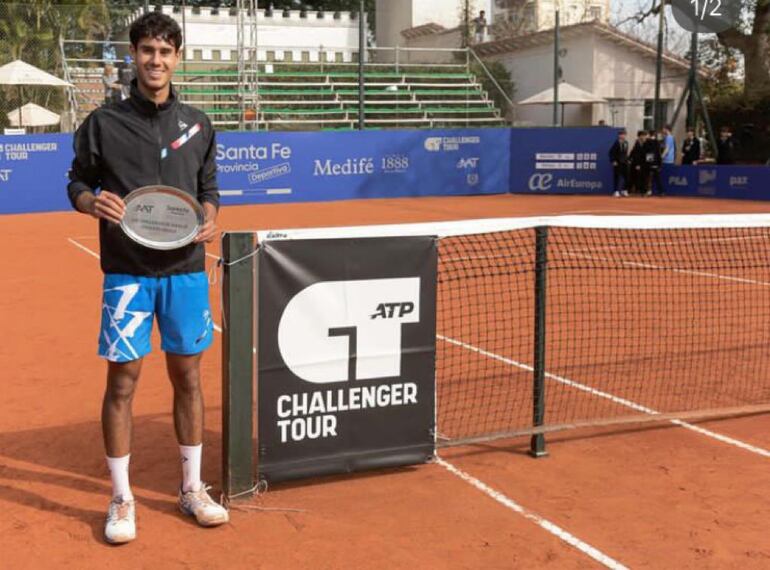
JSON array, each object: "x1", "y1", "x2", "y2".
[
  {"x1": 687, "y1": 131, "x2": 694, "y2": 139},
  {"x1": 130, "y1": 36, "x2": 180, "y2": 93},
  {"x1": 619, "y1": 132, "x2": 626, "y2": 142}
]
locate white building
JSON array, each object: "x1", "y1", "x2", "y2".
[
  {"x1": 376, "y1": 0, "x2": 611, "y2": 47},
  {"x1": 134, "y1": 5, "x2": 365, "y2": 63},
  {"x1": 473, "y1": 21, "x2": 694, "y2": 139},
  {"x1": 376, "y1": 0, "x2": 494, "y2": 48},
  {"x1": 491, "y1": 0, "x2": 610, "y2": 31}
]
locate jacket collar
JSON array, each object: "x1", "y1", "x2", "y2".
[{"x1": 128, "y1": 79, "x2": 177, "y2": 116}]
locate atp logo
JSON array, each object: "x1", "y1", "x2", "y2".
[
  {"x1": 457, "y1": 157, "x2": 479, "y2": 169},
  {"x1": 278, "y1": 278, "x2": 421, "y2": 384},
  {"x1": 370, "y1": 302, "x2": 415, "y2": 319},
  {"x1": 135, "y1": 204, "x2": 154, "y2": 214}
]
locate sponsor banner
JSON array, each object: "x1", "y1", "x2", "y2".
[
  {"x1": 510, "y1": 127, "x2": 618, "y2": 195},
  {"x1": 663, "y1": 165, "x2": 770, "y2": 199},
  {"x1": 0, "y1": 128, "x2": 509, "y2": 215},
  {"x1": 257, "y1": 236, "x2": 437, "y2": 483},
  {"x1": 0, "y1": 134, "x2": 73, "y2": 215},
  {"x1": 216, "y1": 128, "x2": 509, "y2": 204}
]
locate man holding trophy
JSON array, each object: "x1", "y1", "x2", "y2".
[{"x1": 67, "y1": 12, "x2": 228, "y2": 544}]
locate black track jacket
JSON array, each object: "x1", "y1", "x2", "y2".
[{"x1": 67, "y1": 80, "x2": 219, "y2": 276}]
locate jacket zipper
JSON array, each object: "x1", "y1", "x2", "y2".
[{"x1": 151, "y1": 114, "x2": 162, "y2": 185}]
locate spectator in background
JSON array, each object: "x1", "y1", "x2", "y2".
[
  {"x1": 717, "y1": 126, "x2": 736, "y2": 164},
  {"x1": 119, "y1": 55, "x2": 135, "y2": 101},
  {"x1": 661, "y1": 124, "x2": 676, "y2": 165},
  {"x1": 102, "y1": 64, "x2": 121, "y2": 105},
  {"x1": 630, "y1": 130, "x2": 648, "y2": 195},
  {"x1": 473, "y1": 10, "x2": 488, "y2": 44},
  {"x1": 609, "y1": 129, "x2": 630, "y2": 197},
  {"x1": 681, "y1": 128, "x2": 701, "y2": 165},
  {"x1": 644, "y1": 129, "x2": 665, "y2": 196}
]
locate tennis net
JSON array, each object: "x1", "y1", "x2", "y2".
[{"x1": 255, "y1": 214, "x2": 770, "y2": 450}]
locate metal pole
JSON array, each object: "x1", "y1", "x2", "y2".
[
  {"x1": 181, "y1": 0, "x2": 187, "y2": 77},
  {"x1": 143, "y1": 0, "x2": 149, "y2": 14},
  {"x1": 653, "y1": 0, "x2": 665, "y2": 130},
  {"x1": 687, "y1": 30, "x2": 698, "y2": 130},
  {"x1": 358, "y1": 0, "x2": 365, "y2": 130},
  {"x1": 530, "y1": 226, "x2": 549, "y2": 458},
  {"x1": 553, "y1": 7, "x2": 560, "y2": 127}
]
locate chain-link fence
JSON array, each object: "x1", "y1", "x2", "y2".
[{"x1": 0, "y1": 2, "x2": 147, "y2": 132}]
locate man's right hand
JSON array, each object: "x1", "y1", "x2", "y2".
[{"x1": 78, "y1": 191, "x2": 126, "y2": 224}]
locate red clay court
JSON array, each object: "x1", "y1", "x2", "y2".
[{"x1": 2, "y1": 194, "x2": 769, "y2": 569}]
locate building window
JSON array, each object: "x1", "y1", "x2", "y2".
[
  {"x1": 335, "y1": 52, "x2": 344, "y2": 63},
  {"x1": 266, "y1": 50, "x2": 275, "y2": 61},
  {"x1": 193, "y1": 49, "x2": 202, "y2": 61},
  {"x1": 590, "y1": 6, "x2": 602, "y2": 20},
  {"x1": 212, "y1": 49, "x2": 221, "y2": 61},
  {"x1": 284, "y1": 51, "x2": 293, "y2": 62},
  {"x1": 643, "y1": 99, "x2": 669, "y2": 131},
  {"x1": 302, "y1": 51, "x2": 310, "y2": 62}
]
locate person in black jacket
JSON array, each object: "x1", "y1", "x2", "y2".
[
  {"x1": 717, "y1": 126, "x2": 736, "y2": 164},
  {"x1": 67, "y1": 12, "x2": 228, "y2": 545},
  {"x1": 629, "y1": 130, "x2": 648, "y2": 195},
  {"x1": 644, "y1": 129, "x2": 665, "y2": 196},
  {"x1": 609, "y1": 129, "x2": 630, "y2": 196},
  {"x1": 681, "y1": 128, "x2": 701, "y2": 165}
]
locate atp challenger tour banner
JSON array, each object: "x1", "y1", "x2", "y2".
[
  {"x1": 257, "y1": 236, "x2": 437, "y2": 483},
  {"x1": 0, "y1": 134, "x2": 72, "y2": 214}
]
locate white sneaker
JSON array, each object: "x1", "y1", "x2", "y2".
[
  {"x1": 621, "y1": 190, "x2": 629, "y2": 197},
  {"x1": 178, "y1": 484, "x2": 229, "y2": 527},
  {"x1": 613, "y1": 191, "x2": 620, "y2": 197},
  {"x1": 105, "y1": 496, "x2": 136, "y2": 544},
  {"x1": 645, "y1": 190, "x2": 652, "y2": 197}
]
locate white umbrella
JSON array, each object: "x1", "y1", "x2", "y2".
[
  {"x1": 519, "y1": 82, "x2": 607, "y2": 126},
  {"x1": 7, "y1": 102, "x2": 61, "y2": 127},
  {"x1": 0, "y1": 59, "x2": 72, "y2": 87},
  {"x1": 0, "y1": 59, "x2": 72, "y2": 130},
  {"x1": 519, "y1": 82, "x2": 608, "y2": 105}
]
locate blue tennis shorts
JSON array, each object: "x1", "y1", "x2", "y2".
[{"x1": 98, "y1": 272, "x2": 214, "y2": 362}]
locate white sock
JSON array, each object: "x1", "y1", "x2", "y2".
[
  {"x1": 106, "y1": 454, "x2": 133, "y2": 501},
  {"x1": 180, "y1": 444, "x2": 202, "y2": 493}
]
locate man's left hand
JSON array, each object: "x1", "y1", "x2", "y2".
[{"x1": 195, "y1": 202, "x2": 218, "y2": 244}]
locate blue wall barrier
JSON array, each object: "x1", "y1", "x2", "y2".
[
  {"x1": 0, "y1": 128, "x2": 510, "y2": 214},
  {"x1": 0, "y1": 134, "x2": 74, "y2": 215},
  {"x1": 509, "y1": 127, "x2": 618, "y2": 195},
  {"x1": 3, "y1": 127, "x2": 770, "y2": 215},
  {"x1": 216, "y1": 128, "x2": 510, "y2": 205},
  {"x1": 663, "y1": 165, "x2": 770, "y2": 200}
]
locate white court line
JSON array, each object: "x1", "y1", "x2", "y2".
[
  {"x1": 565, "y1": 251, "x2": 770, "y2": 288},
  {"x1": 438, "y1": 334, "x2": 770, "y2": 458},
  {"x1": 436, "y1": 457, "x2": 629, "y2": 570},
  {"x1": 67, "y1": 238, "x2": 100, "y2": 259}
]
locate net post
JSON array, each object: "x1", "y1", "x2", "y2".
[
  {"x1": 221, "y1": 232, "x2": 256, "y2": 500},
  {"x1": 529, "y1": 226, "x2": 549, "y2": 458}
]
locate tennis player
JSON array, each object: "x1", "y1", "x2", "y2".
[{"x1": 67, "y1": 12, "x2": 228, "y2": 544}]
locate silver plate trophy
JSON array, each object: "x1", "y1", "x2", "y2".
[{"x1": 120, "y1": 185, "x2": 204, "y2": 250}]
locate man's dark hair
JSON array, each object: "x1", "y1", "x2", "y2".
[
  {"x1": 663, "y1": 124, "x2": 672, "y2": 131},
  {"x1": 130, "y1": 12, "x2": 183, "y2": 51},
  {"x1": 720, "y1": 126, "x2": 731, "y2": 134},
  {"x1": 637, "y1": 130, "x2": 646, "y2": 136}
]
